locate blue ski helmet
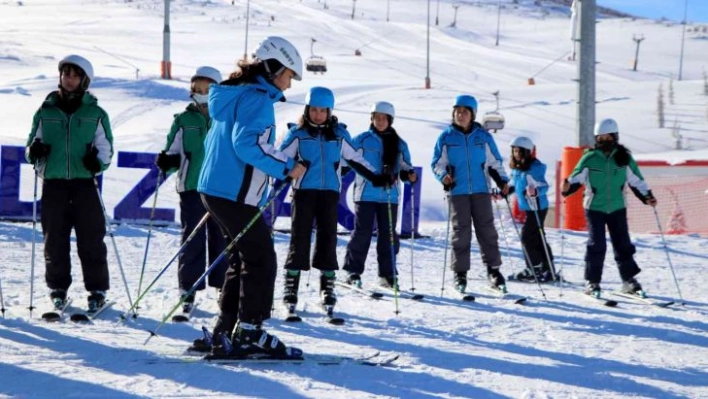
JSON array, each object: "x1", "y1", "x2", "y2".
[
  {"x1": 453, "y1": 95, "x2": 478, "y2": 115},
  {"x1": 305, "y1": 86, "x2": 335, "y2": 109}
]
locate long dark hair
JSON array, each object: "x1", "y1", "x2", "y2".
[{"x1": 509, "y1": 147, "x2": 533, "y2": 171}]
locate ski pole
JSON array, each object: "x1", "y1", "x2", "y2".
[
  {"x1": 119, "y1": 212, "x2": 209, "y2": 321},
  {"x1": 528, "y1": 195, "x2": 557, "y2": 282},
  {"x1": 0, "y1": 273, "x2": 5, "y2": 318},
  {"x1": 558, "y1": 200, "x2": 566, "y2": 297},
  {"x1": 492, "y1": 189, "x2": 515, "y2": 270},
  {"x1": 386, "y1": 187, "x2": 400, "y2": 315},
  {"x1": 28, "y1": 169, "x2": 39, "y2": 318},
  {"x1": 440, "y1": 194, "x2": 452, "y2": 297},
  {"x1": 144, "y1": 180, "x2": 291, "y2": 344},
  {"x1": 652, "y1": 207, "x2": 685, "y2": 305},
  {"x1": 409, "y1": 185, "x2": 417, "y2": 292},
  {"x1": 503, "y1": 196, "x2": 547, "y2": 299},
  {"x1": 136, "y1": 172, "x2": 163, "y2": 308},
  {"x1": 94, "y1": 178, "x2": 135, "y2": 316}
]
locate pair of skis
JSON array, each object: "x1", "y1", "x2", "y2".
[
  {"x1": 149, "y1": 349, "x2": 399, "y2": 367},
  {"x1": 41, "y1": 299, "x2": 115, "y2": 323},
  {"x1": 335, "y1": 281, "x2": 425, "y2": 301},
  {"x1": 284, "y1": 303, "x2": 345, "y2": 325}
]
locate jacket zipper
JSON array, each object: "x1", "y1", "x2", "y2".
[
  {"x1": 464, "y1": 132, "x2": 472, "y2": 193},
  {"x1": 320, "y1": 134, "x2": 325, "y2": 190},
  {"x1": 66, "y1": 113, "x2": 73, "y2": 179}
]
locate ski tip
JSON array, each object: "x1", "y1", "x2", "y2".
[
  {"x1": 371, "y1": 293, "x2": 384, "y2": 299},
  {"x1": 462, "y1": 295, "x2": 475, "y2": 302},
  {"x1": 70, "y1": 314, "x2": 90, "y2": 323},
  {"x1": 605, "y1": 300, "x2": 619, "y2": 307},
  {"x1": 514, "y1": 298, "x2": 527, "y2": 305},
  {"x1": 172, "y1": 315, "x2": 190, "y2": 323},
  {"x1": 327, "y1": 317, "x2": 345, "y2": 325},
  {"x1": 411, "y1": 294, "x2": 425, "y2": 301},
  {"x1": 285, "y1": 316, "x2": 302, "y2": 323}
]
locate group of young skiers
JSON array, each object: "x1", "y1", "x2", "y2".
[{"x1": 25, "y1": 35, "x2": 658, "y2": 360}]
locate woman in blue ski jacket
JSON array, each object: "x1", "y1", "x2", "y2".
[
  {"x1": 431, "y1": 94, "x2": 510, "y2": 294},
  {"x1": 277, "y1": 86, "x2": 379, "y2": 314},
  {"x1": 507, "y1": 136, "x2": 556, "y2": 283},
  {"x1": 343, "y1": 101, "x2": 418, "y2": 290},
  {"x1": 194, "y1": 36, "x2": 307, "y2": 358}
]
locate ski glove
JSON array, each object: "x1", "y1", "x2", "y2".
[
  {"x1": 83, "y1": 146, "x2": 102, "y2": 175},
  {"x1": 371, "y1": 173, "x2": 396, "y2": 188},
  {"x1": 28, "y1": 140, "x2": 51, "y2": 164},
  {"x1": 155, "y1": 151, "x2": 181, "y2": 173}
]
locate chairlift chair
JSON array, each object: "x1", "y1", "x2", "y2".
[
  {"x1": 482, "y1": 111, "x2": 505, "y2": 132},
  {"x1": 305, "y1": 55, "x2": 327, "y2": 74}
]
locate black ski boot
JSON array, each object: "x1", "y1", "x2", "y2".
[
  {"x1": 345, "y1": 272, "x2": 362, "y2": 288},
  {"x1": 189, "y1": 312, "x2": 237, "y2": 353},
  {"x1": 621, "y1": 278, "x2": 644, "y2": 296},
  {"x1": 453, "y1": 271, "x2": 467, "y2": 293},
  {"x1": 282, "y1": 270, "x2": 300, "y2": 305},
  {"x1": 50, "y1": 289, "x2": 67, "y2": 310},
  {"x1": 488, "y1": 268, "x2": 507, "y2": 293},
  {"x1": 180, "y1": 289, "x2": 195, "y2": 314},
  {"x1": 87, "y1": 291, "x2": 106, "y2": 313},
  {"x1": 379, "y1": 275, "x2": 399, "y2": 290},
  {"x1": 232, "y1": 322, "x2": 288, "y2": 358},
  {"x1": 320, "y1": 271, "x2": 337, "y2": 307},
  {"x1": 585, "y1": 281, "x2": 602, "y2": 298}
]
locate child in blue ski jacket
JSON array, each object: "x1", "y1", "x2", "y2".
[
  {"x1": 343, "y1": 101, "x2": 417, "y2": 289},
  {"x1": 431, "y1": 95, "x2": 510, "y2": 294},
  {"x1": 277, "y1": 86, "x2": 379, "y2": 314},
  {"x1": 507, "y1": 136, "x2": 556, "y2": 282}
]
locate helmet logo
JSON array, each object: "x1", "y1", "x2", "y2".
[{"x1": 279, "y1": 48, "x2": 294, "y2": 66}]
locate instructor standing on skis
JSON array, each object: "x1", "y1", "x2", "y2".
[
  {"x1": 25, "y1": 55, "x2": 114, "y2": 312},
  {"x1": 196, "y1": 36, "x2": 306, "y2": 358},
  {"x1": 431, "y1": 94, "x2": 509, "y2": 294}
]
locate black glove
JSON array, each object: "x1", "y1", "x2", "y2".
[
  {"x1": 83, "y1": 145, "x2": 102, "y2": 175},
  {"x1": 155, "y1": 151, "x2": 181, "y2": 173},
  {"x1": 371, "y1": 173, "x2": 394, "y2": 187},
  {"x1": 28, "y1": 140, "x2": 51, "y2": 164}
]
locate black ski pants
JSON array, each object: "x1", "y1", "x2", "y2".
[
  {"x1": 584, "y1": 208, "x2": 641, "y2": 283},
  {"x1": 343, "y1": 201, "x2": 399, "y2": 278},
  {"x1": 284, "y1": 189, "x2": 339, "y2": 272},
  {"x1": 41, "y1": 178, "x2": 109, "y2": 292},
  {"x1": 521, "y1": 209, "x2": 554, "y2": 270},
  {"x1": 201, "y1": 193, "x2": 277, "y2": 325},
  {"x1": 178, "y1": 190, "x2": 228, "y2": 291}
]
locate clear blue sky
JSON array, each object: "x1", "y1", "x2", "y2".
[{"x1": 597, "y1": 0, "x2": 708, "y2": 23}]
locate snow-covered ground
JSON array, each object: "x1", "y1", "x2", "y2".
[{"x1": 1, "y1": 1, "x2": 707, "y2": 397}]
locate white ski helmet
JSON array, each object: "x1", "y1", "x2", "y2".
[
  {"x1": 191, "y1": 66, "x2": 222, "y2": 84},
  {"x1": 254, "y1": 36, "x2": 303, "y2": 81},
  {"x1": 510, "y1": 136, "x2": 534, "y2": 151},
  {"x1": 370, "y1": 101, "x2": 395, "y2": 119},
  {"x1": 594, "y1": 118, "x2": 619, "y2": 136},
  {"x1": 58, "y1": 54, "x2": 94, "y2": 87}
]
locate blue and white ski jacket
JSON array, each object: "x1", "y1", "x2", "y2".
[
  {"x1": 350, "y1": 128, "x2": 414, "y2": 204},
  {"x1": 431, "y1": 122, "x2": 508, "y2": 196},
  {"x1": 278, "y1": 122, "x2": 376, "y2": 192},
  {"x1": 510, "y1": 159, "x2": 549, "y2": 211},
  {"x1": 197, "y1": 75, "x2": 296, "y2": 207}
]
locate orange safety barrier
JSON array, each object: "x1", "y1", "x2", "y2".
[{"x1": 561, "y1": 146, "x2": 586, "y2": 231}]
